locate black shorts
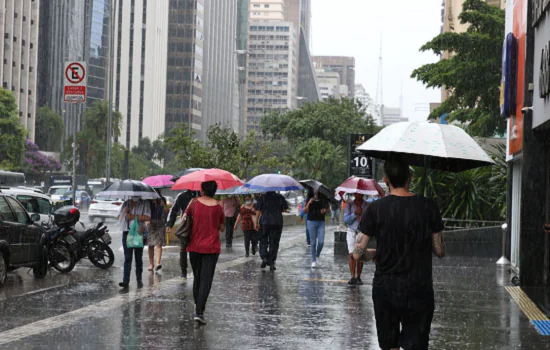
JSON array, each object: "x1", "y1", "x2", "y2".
[{"x1": 372, "y1": 286, "x2": 435, "y2": 350}]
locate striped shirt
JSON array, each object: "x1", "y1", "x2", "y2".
[{"x1": 118, "y1": 200, "x2": 151, "y2": 232}]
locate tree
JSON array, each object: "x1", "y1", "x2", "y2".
[
  {"x1": 411, "y1": 0, "x2": 505, "y2": 137},
  {"x1": 35, "y1": 107, "x2": 64, "y2": 152},
  {"x1": 0, "y1": 88, "x2": 26, "y2": 170},
  {"x1": 24, "y1": 140, "x2": 61, "y2": 174},
  {"x1": 260, "y1": 97, "x2": 378, "y2": 146},
  {"x1": 163, "y1": 123, "x2": 211, "y2": 170},
  {"x1": 290, "y1": 138, "x2": 347, "y2": 189},
  {"x1": 131, "y1": 137, "x2": 154, "y2": 160}
]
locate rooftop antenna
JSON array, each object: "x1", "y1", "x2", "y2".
[{"x1": 375, "y1": 35, "x2": 384, "y2": 123}]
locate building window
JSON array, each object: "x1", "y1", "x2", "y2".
[
  {"x1": 30, "y1": 43, "x2": 33, "y2": 49},
  {"x1": 13, "y1": 36, "x2": 16, "y2": 42},
  {"x1": 21, "y1": 64, "x2": 24, "y2": 69},
  {"x1": 12, "y1": 61, "x2": 15, "y2": 67},
  {"x1": 20, "y1": 88, "x2": 24, "y2": 93},
  {"x1": 253, "y1": 4, "x2": 260, "y2": 7},
  {"x1": 14, "y1": 13, "x2": 17, "y2": 18},
  {"x1": 23, "y1": 16, "x2": 26, "y2": 21},
  {"x1": 264, "y1": 4, "x2": 270, "y2": 7},
  {"x1": 27, "y1": 113, "x2": 31, "y2": 118},
  {"x1": 22, "y1": 40, "x2": 25, "y2": 46},
  {"x1": 4, "y1": 33, "x2": 8, "y2": 39},
  {"x1": 31, "y1": 19, "x2": 34, "y2": 25},
  {"x1": 19, "y1": 111, "x2": 22, "y2": 116},
  {"x1": 1, "y1": 82, "x2": 5, "y2": 88},
  {"x1": 28, "y1": 90, "x2": 31, "y2": 95},
  {"x1": 29, "y1": 66, "x2": 33, "y2": 72}
]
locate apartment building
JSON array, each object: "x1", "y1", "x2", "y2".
[{"x1": 312, "y1": 56, "x2": 355, "y2": 97}]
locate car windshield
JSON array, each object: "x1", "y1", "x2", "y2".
[{"x1": 49, "y1": 188, "x2": 68, "y2": 195}]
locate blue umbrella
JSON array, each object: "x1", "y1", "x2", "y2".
[{"x1": 244, "y1": 174, "x2": 303, "y2": 192}]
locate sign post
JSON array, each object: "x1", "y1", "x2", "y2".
[
  {"x1": 348, "y1": 134, "x2": 374, "y2": 179},
  {"x1": 64, "y1": 61, "x2": 87, "y2": 207}
]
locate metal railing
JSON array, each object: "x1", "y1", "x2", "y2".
[{"x1": 443, "y1": 218, "x2": 504, "y2": 230}]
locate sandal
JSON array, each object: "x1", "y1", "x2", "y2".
[
  {"x1": 155, "y1": 265, "x2": 162, "y2": 271},
  {"x1": 148, "y1": 266, "x2": 154, "y2": 271}
]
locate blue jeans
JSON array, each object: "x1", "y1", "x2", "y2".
[
  {"x1": 306, "y1": 224, "x2": 311, "y2": 245},
  {"x1": 122, "y1": 231, "x2": 144, "y2": 284},
  {"x1": 331, "y1": 209, "x2": 341, "y2": 225},
  {"x1": 307, "y1": 220, "x2": 325, "y2": 262}
]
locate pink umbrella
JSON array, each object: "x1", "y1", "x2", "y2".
[
  {"x1": 142, "y1": 175, "x2": 175, "y2": 188},
  {"x1": 335, "y1": 176, "x2": 385, "y2": 198},
  {"x1": 171, "y1": 169, "x2": 243, "y2": 191}
]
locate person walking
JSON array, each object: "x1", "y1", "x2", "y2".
[
  {"x1": 119, "y1": 197, "x2": 151, "y2": 289},
  {"x1": 344, "y1": 193, "x2": 368, "y2": 285},
  {"x1": 255, "y1": 191, "x2": 289, "y2": 271},
  {"x1": 234, "y1": 194, "x2": 258, "y2": 257},
  {"x1": 304, "y1": 190, "x2": 330, "y2": 268},
  {"x1": 220, "y1": 194, "x2": 240, "y2": 248},
  {"x1": 147, "y1": 197, "x2": 168, "y2": 272},
  {"x1": 330, "y1": 198, "x2": 342, "y2": 226},
  {"x1": 166, "y1": 190, "x2": 196, "y2": 279},
  {"x1": 353, "y1": 160, "x2": 445, "y2": 350},
  {"x1": 186, "y1": 181, "x2": 225, "y2": 325},
  {"x1": 299, "y1": 190, "x2": 311, "y2": 247}
]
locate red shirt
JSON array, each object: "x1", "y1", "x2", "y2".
[
  {"x1": 239, "y1": 206, "x2": 255, "y2": 231},
  {"x1": 185, "y1": 200, "x2": 224, "y2": 254}
]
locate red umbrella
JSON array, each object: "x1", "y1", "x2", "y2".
[
  {"x1": 171, "y1": 169, "x2": 243, "y2": 191},
  {"x1": 335, "y1": 176, "x2": 385, "y2": 198}
]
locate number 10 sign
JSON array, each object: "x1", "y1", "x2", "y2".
[{"x1": 348, "y1": 134, "x2": 373, "y2": 178}]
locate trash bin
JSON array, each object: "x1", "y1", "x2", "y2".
[{"x1": 334, "y1": 230, "x2": 346, "y2": 243}]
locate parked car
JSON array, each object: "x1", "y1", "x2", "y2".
[
  {"x1": 88, "y1": 196, "x2": 123, "y2": 222},
  {"x1": 48, "y1": 186, "x2": 72, "y2": 202},
  {"x1": 0, "y1": 193, "x2": 48, "y2": 286},
  {"x1": 60, "y1": 191, "x2": 91, "y2": 211},
  {"x1": 0, "y1": 188, "x2": 53, "y2": 224}
]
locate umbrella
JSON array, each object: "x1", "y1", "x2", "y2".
[
  {"x1": 335, "y1": 176, "x2": 385, "y2": 198},
  {"x1": 142, "y1": 175, "x2": 175, "y2": 188},
  {"x1": 170, "y1": 168, "x2": 205, "y2": 182},
  {"x1": 299, "y1": 179, "x2": 333, "y2": 199},
  {"x1": 216, "y1": 186, "x2": 263, "y2": 195},
  {"x1": 97, "y1": 179, "x2": 160, "y2": 200},
  {"x1": 356, "y1": 122, "x2": 495, "y2": 172},
  {"x1": 171, "y1": 168, "x2": 243, "y2": 191},
  {"x1": 244, "y1": 174, "x2": 303, "y2": 192}
]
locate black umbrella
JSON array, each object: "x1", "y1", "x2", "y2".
[
  {"x1": 170, "y1": 168, "x2": 205, "y2": 183},
  {"x1": 97, "y1": 179, "x2": 160, "y2": 200},
  {"x1": 299, "y1": 180, "x2": 333, "y2": 200}
]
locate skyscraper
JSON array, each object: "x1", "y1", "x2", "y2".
[
  {"x1": 1, "y1": 0, "x2": 40, "y2": 141},
  {"x1": 312, "y1": 56, "x2": 355, "y2": 97},
  {"x1": 37, "y1": 0, "x2": 113, "y2": 143},
  {"x1": 112, "y1": 0, "x2": 169, "y2": 149},
  {"x1": 300, "y1": 0, "x2": 311, "y2": 47}
]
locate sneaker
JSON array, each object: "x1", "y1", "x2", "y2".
[
  {"x1": 270, "y1": 262, "x2": 277, "y2": 271},
  {"x1": 119, "y1": 282, "x2": 129, "y2": 288},
  {"x1": 194, "y1": 314, "x2": 207, "y2": 325},
  {"x1": 261, "y1": 259, "x2": 268, "y2": 269},
  {"x1": 245, "y1": 253, "x2": 250, "y2": 258},
  {"x1": 137, "y1": 281, "x2": 144, "y2": 289},
  {"x1": 311, "y1": 261, "x2": 317, "y2": 268},
  {"x1": 356, "y1": 277, "x2": 363, "y2": 285},
  {"x1": 348, "y1": 277, "x2": 357, "y2": 285},
  {"x1": 180, "y1": 274, "x2": 187, "y2": 280}
]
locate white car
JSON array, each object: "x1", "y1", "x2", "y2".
[
  {"x1": 1, "y1": 188, "x2": 54, "y2": 224},
  {"x1": 88, "y1": 196, "x2": 124, "y2": 222},
  {"x1": 48, "y1": 185, "x2": 72, "y2": 202}
]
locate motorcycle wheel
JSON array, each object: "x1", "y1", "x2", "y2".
[
  {"x1": 51, "y1": 242, "x2": 76, "y2": 273},
  {"x1": 87, "y1": 241, "x2": 114, "y2": 269},
  {"x1": 33, "y1": 246, "x2": 49, "y2": 279}
]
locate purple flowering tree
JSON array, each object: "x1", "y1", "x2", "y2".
[{"x1": 24, "y1": 139, "x2": 61, "y2": 174}]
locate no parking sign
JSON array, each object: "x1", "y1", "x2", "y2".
[{"x1": 64, "y1": 61, "x2": 87, "y2": 103}]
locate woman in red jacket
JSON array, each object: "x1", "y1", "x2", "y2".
[{"x1": 185, "y1": 181, "x2": 225, "y2": 325}]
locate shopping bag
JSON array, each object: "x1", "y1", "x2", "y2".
[{"x1": 127, "y1": 218, "x2": 144, "y2": 248}]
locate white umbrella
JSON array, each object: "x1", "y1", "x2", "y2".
[{"x1": 357, "y1": 122, "x2": 495, "y2": 172}]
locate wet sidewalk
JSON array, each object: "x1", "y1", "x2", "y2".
[{"x1": 0, "y1": 227, "x2": 549, "y2": 349}]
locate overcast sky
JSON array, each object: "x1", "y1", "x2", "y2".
[{"x1": 311, "y1": 0, "x2": 443, "y2": 122}]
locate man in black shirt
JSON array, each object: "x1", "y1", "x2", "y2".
[
  {"x1": 353, "y1": 160, "x2": 445, "y2": 350},
  {"x1": 255, "y1": 191, "x2": 289, "y2": 271}
]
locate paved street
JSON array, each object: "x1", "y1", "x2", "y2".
[{"x1": 0, "y1": 225, "x2": 548, "y2": 349}]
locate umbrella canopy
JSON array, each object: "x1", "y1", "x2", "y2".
[
  {"x1": 170, "y1": 168, "x2": 205, "y2": 182},
  {"x1": 244, "y1": 174, "x2": 303, "y2": 192},
  {"x1": 98, "y1": 179, "x2": 161, "y2": 200},
  {"x1": 216, "y1": 185, "x2": 263, "y2": 195},
  {"x1": 335, "y1": 176, "x2": 385, "y2": 198},
  {"x1": 142, "y1": 175, "x2": 175, "y2": 188},
  {"x1": 171, "y1": 168, "x2": 243, "y2": 191},
  {"x1": 299, "y1": 179, "x2": 333, "y2": 199},
  {"x1": 356, "y1": 122, "x2": 495, "y2": 172}
]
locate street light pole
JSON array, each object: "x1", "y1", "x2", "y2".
[{"x1": 106, "y1": 0, "x2": 116, "y2": 184}]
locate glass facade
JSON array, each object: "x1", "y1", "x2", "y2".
[
  {"x1": 165, "y1": 0, "x2": 203, "y2": 134},
  {"x1": 86, "y1": 0, "x2": 111, "y2": 104}
]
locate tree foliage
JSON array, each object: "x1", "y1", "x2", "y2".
[
  {"x1": 411, "y1": 0, "x2": 505, "y2": 137},
  {"x1": 131, "y1": 136, "x2": 167, "y2": 164},
  {"x1": 35, "y1": 107, "x2": 64, "y2": 152},
  {"x1": 24, "y1": 140, "x2": 61, "y2": 174},
  {"x1": 0, "y1": 88, "x2": 26, "y2": 170},
  {"x1": 260, "y1": 97, "x2": 381, "y2": 146}
]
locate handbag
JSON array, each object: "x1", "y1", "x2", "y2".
[
  {"x1": 127, "y1": 218, "x2": 144, "y2": 248},
  {"x1": 174, "y1": 199, "x2": 197, "y2": 246}
]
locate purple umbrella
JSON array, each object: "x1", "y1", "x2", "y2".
[
  {"x1": 142, "y1": 175, "x2": 175, "y2": 188},
  {"x1": 244, "y1": 174, "x2": 303, "y2": 192}
]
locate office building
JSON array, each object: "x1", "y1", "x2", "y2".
[
  {"x1": 37, "y1": 0, "x2": 113, "y2": 144},
  {"x1": 296, "y1": 24, "x2": 320, "y2": 106},
  {"x1": 381, "y1": 106, "x2": 407, "y2": 126},
  {"x1": 1, "y1": 0, "x2": 40, "y2": 141},
  {"x1": 246, "y1": 22, "x2": 298, "y2": 131},
  {"x1": 250, "y1": 0, "x2": 286, "y2": 21},
  {"x1": 316, "y1": 69, "x2": 349, "y2": 100},
  {"x1": 112, "y1": 0, "x2": 169, "y2": 149},
  {"x1": 164, "y1": 0, "x2": 204, "y2": 135},
  {"x1": 236, "y1": 0, "x2": 250, "y2": 137},
  {"x1": 201, "y1": 0, "x2": 237, "y2": 139},
  {"x1": 312, "y1": 56, "x2": 355, "y2": 97},
  {"x1": 355, "y1": 83, "x2": 377, "y2": 122},
  {"x1": 300, "y1": 0, "x2": 311, "y2": 47}
]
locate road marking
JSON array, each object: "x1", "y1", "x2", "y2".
[
  {"x1": 18, "y1": 284, "x2": 66, "y2": 297},
  {"x1": 0, "y1": 234, "x2": 304, "y2": 345},
  {"x1": 304, "y1": 278, "x2": 349, "y2": 283},
  {"x1": 505, "y1": 286, "x2": 550, "y2": 336}
]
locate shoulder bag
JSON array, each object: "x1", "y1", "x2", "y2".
[{"x1": 174, "y1": 198, "x2": 197, "y2": 246}]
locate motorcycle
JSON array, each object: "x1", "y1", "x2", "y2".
[
  {"x1": 43, "y1": 207, "x2": 80, "y2": 273},
  {"x1": 71, "y1": 221, "x2": 114, "y2": 269}
]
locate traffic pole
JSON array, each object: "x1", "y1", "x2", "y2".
[{"x1": 72, "y1": 110, "x2": 78, "y2": 207}]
